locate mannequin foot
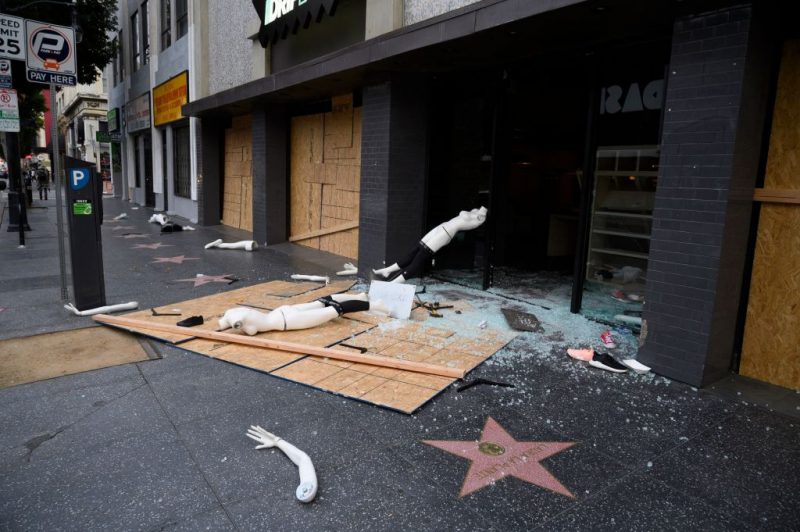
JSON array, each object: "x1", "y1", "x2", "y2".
[
  {"x1": 373, "y1": 264, "x2": 400, "y2": 278},
  {"x1": 205, "y1": 239, "x2": 223, "y2": 249}
]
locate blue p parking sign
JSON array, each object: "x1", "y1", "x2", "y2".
[{"x1": 69, "y1": 167, "x2": 91, "y2": 190}]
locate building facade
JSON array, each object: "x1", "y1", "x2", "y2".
[
  {"x1": 182, "y1": 0, "x2": 798, "y2": 391},
  {"x1": 106, "y1": 0, "x2": 201, "y2": 221},
  {"x1": 56, "y1": 76, "x2": 110, "y2": 184}
]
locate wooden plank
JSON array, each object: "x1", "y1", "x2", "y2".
[
  {"x1": 288, "y1": 220, "x2": 359, "y2": 242},
  {"x1": 753, "y1": 188, "x2": 800, "y2": 204},
  {"x1": 93, "y1": 314, "x2": 466, "y2": 379}
]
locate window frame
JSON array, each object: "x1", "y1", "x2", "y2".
[
  {"x1": 160, "y1": 0, "x2": 171, "y2": 51},
  {"x1": 175, "y1": 0, "x2": 188, "y2": 40},
  {"x1": 130, "y1": 10, "x2": 141, "y2": 72},
  {"x1": 141, "y1": 1, "x2": 150, "y2": 65},
  {"x1": 173, "y1": 125, "x2": 191, "y2": 198}
]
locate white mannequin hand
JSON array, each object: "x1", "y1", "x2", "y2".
[{"x1": 246, "y1": 425, "x2": 318, "y2": 503}]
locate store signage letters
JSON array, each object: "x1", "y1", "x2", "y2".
[
  {"x1": 254, "y1": 0, "x2": 338, "y2": 45},
  {"x1": 153, "y1": 71, "x2": 188, "y2": 127},
  {"x1": 125, "y1": 92, "x2": 151, "y2": 132},
  {"x1": 265, "y1": 0, "x2": 303, "y2": 25},
  {"x1": 107, "y1": 108, "x2": 119, "y2": 131},
  {"x1": 600, "y1": 79, "x2": 663, "y2": 114}
]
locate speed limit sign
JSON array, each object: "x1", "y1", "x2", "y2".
[{"x1": 0, "y1": 14, "x2": 26, "y2": 61}]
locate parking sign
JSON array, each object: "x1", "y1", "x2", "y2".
[{"x1": 25, "y1": 20, "x2": 77, "y2": 86}]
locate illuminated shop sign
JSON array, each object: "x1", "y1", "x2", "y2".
[{"x1": 252, "y1": 0, "x2": 339, "y2": 45}]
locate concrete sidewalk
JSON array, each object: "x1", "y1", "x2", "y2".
[{"x1": 1, "y1": 194, "x2": 799, "y2": 531}]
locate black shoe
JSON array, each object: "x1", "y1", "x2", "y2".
[{"x1": 589, "y1": 352, "x2": 628, "y2": 373}]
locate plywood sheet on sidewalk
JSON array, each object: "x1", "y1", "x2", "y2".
[
  {"x1": 0, "y1": 327, "x2": 157, "y2": 389},
  {"x1": 101, "y1": 280, "x2": 515, "y2": 413},
  {"x1": 741, "y1": 40, "x2": 800, "y2": 390}
]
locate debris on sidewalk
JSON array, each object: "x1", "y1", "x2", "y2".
[
  {"x1": 456, "y1": 377, "x2": 515, "y2": 392},
  {"x1": 291, "y1": 274, "x2": 330, "y2": 285},
  {"x1": 63, "y1": 301, "x2": 139, "y2": 316},
  {"x1": 204, "y1": 239, "x2": 258, "y2": 251},
  {"x1": 336, "y1": 262, "x2": 358, "y2": 275},
  {"x1": 501, "y1": 307, "x2": 544, "y2": 333},
  {"x1": 92, "y1": 280, "x2": 515, "y2": 413},
  {"x1": 246, "y1": 425, "x2": 318, "y2": 503}
]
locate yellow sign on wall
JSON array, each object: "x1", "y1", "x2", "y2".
[{"x1": 153, "y1": 71, "x2": 188, "y2": 127}]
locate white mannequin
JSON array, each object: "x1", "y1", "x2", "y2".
[
  {"x1": 149, "y1": 213, "x2": 168, "y2": 225},
  {"x1": 373, "y1": 207, "x2": 488, "y2": 283},
  {"x1": 205, "y1": 239, "x2": 258, "y2": 251},
  {"x1": 246, "y1": 425, "x2": 318, "y2": 503},
  {"x1": 219, "y1": 293, "x2": 389, "y2": 335}
]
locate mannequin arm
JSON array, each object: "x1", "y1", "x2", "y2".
[{"x1": 246, "y1": 425, "x2": 317, "y2": 503}]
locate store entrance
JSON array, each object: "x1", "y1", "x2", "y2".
[
  {"x1": 143, "y1": 132, "x2": 155, "y2": 207},
  {"x1": 492, "y1": 65, "x2": 586, "y2": 275},
  {"x1": 427, "y1": 62, "x2": 588, "y2": 299}
]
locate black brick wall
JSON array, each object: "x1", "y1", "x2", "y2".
[
  {"x1": 252, "y1": 106, "x2": 288, "y2": 245},
  {"x1": 358, "y1": 80, "x2": 429, "y2": 275},
  {"x1": 639, "y1": 4, "x2": 774, "y2": 387},
  {"x1": 198, "y1": 116, "x2": 222, "y2": 226}
]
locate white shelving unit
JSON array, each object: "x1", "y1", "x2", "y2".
[{"x1": 586, "y1": 146, "x2": 659, "y2": 284}]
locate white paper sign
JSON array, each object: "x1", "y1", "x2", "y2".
[{"x1": 368, "y1": 280, "x2": 416, "y2": 320}]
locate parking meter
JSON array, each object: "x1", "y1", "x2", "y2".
[{"x1": 64, "y1": 156, "x2": 106, "y2": 310}]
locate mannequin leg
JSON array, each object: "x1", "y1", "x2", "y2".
[
  {"x1": 373, "y1": 244, "x2": 423, "y2": 278},
  {"x1": 386, "y1": 242, "x2": 434, "y2": 283}
]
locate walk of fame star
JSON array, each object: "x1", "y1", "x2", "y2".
[
  {"x1": 175, "y1": 274, "x2": 235, "y2": 287},
  {"x1": 151, "y1": 255, "x2": 199, "y2": 264},
  {"x1": 423, "y1": 417, "x2": 576, "y2": 498},
  {"x1": 133, "y1": 243, "x2": 173, "y2": 250}
]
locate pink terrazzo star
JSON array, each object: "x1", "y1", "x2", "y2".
[
  {"x1": 151, "y1": 255, "x2": 199, "y2": 264},
  {"x1": 175, "y1": 274, "x2": 235, "y2": 287},
  {"x1": 423, "y1": 417, "x2": 576, "y2": 498},
  {"x1": 132, "y1": 243, "x2": 173, "y2": 250}
]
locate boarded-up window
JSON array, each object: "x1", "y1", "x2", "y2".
[
  {"x1": 289, "y1": 94, "x2": 361, "y2": 259},
  {"x1": 221, "y1": 115, "x2": 253, "y2": 231}
]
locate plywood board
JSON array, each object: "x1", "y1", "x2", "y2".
[
  {"x1": 222, "y1": 115, "x2": 253, "y2": 230},
  {"x1": 102, "y1": 280, "x2": 514, "y2": 413},
  {"x1": 741, "y1": 40, "x2": 800, "y2": 390},
  {"x1": 290, "y1": 95, "x2": 361, "y2": 259}
]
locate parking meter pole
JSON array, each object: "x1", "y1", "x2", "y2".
[
  {"x1": 64, "y1": 156, "x2": 105, "y2": 310},
  {"x1": 52, "y1": 84, "x2": 69, "y2": 301}
]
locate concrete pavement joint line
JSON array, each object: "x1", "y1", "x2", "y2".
[
  {"x1": 23, "y1": 382, "x2": 148, "y2": 463},
  {"x1": 133, "y1": 363, "x2": 241, "y2": 531}
]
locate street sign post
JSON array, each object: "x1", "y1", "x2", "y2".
[
  {"x1": 24, "y1": 20, "x2": 76, "y2": 86},
  {"x1": 0, "y1": 13, "x2": 26, "y2": 61}
]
